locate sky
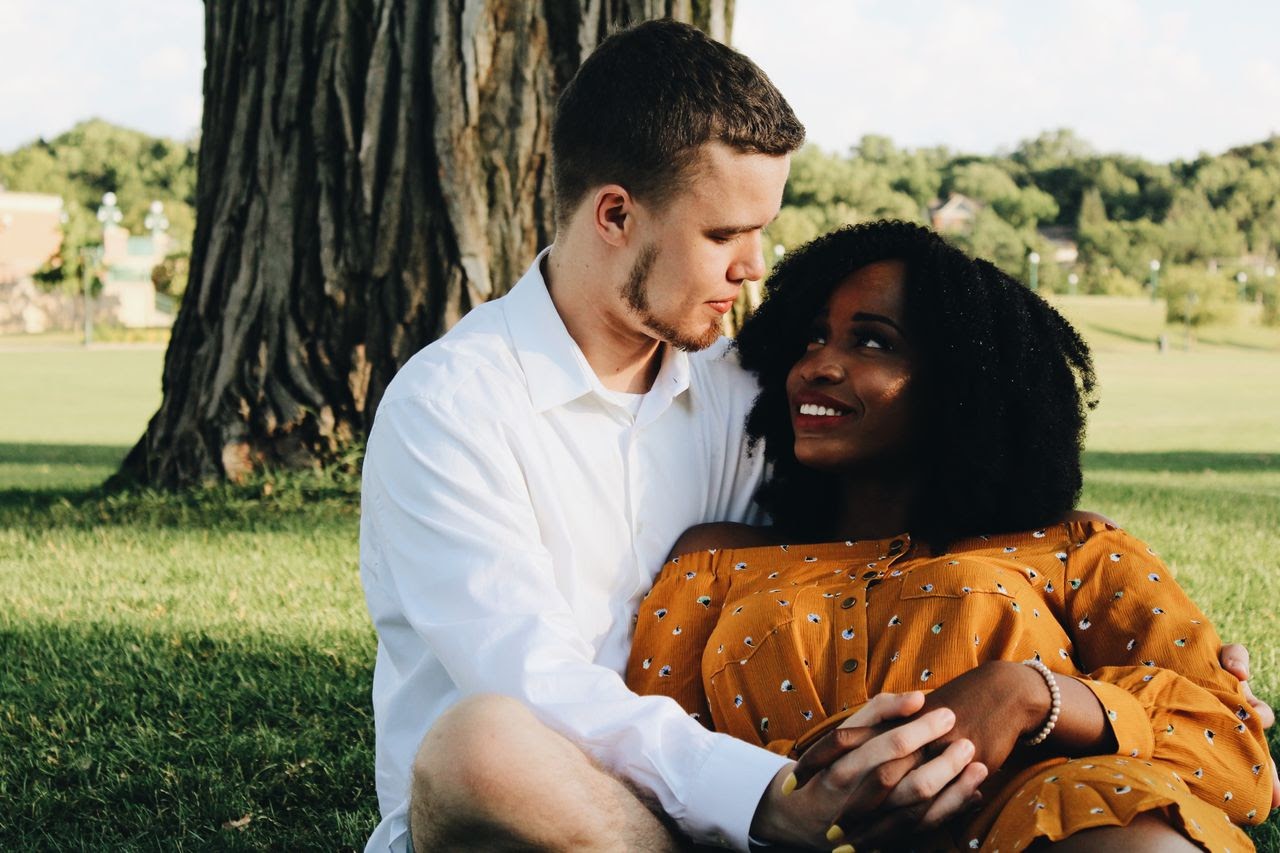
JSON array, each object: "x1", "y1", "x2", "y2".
[{"x1": 0, "y1": 0, "x2": 1277, "y2": 162}]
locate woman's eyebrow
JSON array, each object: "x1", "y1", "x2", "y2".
[{"x1": 851, "y1": 312, "x2": 906, "y2": 335}]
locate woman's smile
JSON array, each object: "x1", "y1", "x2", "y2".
[
  {"x1": 792, "y1": 391, "x2": 855, "y2": 430},
  {"x1": 784, "y1": 259, "x2": 916, "y2": 471}
]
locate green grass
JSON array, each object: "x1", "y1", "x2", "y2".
[{"x1": 1, "y1": 310, "x2": 1278, "y2": 850}]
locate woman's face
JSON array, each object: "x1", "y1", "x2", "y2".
[{"x1": 785, "y1": 259, "x2": 917, "y2": 472}]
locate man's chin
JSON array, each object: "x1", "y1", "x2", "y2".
[{"x1": 643, "y1": 317, "x2": 723, "y2": 352}]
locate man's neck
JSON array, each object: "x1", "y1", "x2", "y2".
[{"x1": 544, "y1": 242, "x2": 666, "y2": 394}]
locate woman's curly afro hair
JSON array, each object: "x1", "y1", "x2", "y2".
[{"x1": 735, "y1": 220, "x2": 1097, "y2": 550}]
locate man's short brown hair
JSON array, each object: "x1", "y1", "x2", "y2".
[{"x1": 551, "y1": 19, "x2": 805, "y2": 226}]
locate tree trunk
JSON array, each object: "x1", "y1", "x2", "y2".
[{"x1": 117, "y1": 0, "x2": 734, "y2": 489}]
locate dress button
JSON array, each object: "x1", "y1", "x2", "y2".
[
  {"x1": 840, "y1": 596, "x2": 857, "y2": 609},
  {"x1": 861, "y1": 570, "x2": 880, "y2": 580},
  {"x1": 866, "y1": 578, "x2": 882, "y2": 590},
  {"x1": 888, "y1": 539, "x2": 905, "y2": 554},
  {"x1": 842, "y1": 658, "x2": 859, "y2": 673}
]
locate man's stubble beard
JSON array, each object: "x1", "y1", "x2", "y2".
[{"x1": 621, "y1": 243, "x2": 723, "y2": 352}]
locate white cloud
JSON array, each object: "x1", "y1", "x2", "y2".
[
  {"x1": 2, "y1": 1, "x2": 1276, "y2": 160},
  {"x1": 0, "y1": 0, "x2": 203, "y2": 150},
  {"x1": 735, "y1": 0, "x2": 1280, "y2": 161}
]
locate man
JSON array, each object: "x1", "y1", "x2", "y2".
[{"x1": 361, "y1": 20, "x2": 1276, "y2": 853}]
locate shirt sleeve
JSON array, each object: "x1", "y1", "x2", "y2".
[
  {"x1": 1061, "y1": 523, "x2": 1272, "y2": 823},
  {"x1": 361, "y1": 394, "x2": 789, "y2": 850}
]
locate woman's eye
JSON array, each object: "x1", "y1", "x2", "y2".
[
  {"x1": 852, "y1": 332, "x2": 892, "y2": 351},
  {"x1": 804, "y1": 331, "x2": 827, "y2": 349}
]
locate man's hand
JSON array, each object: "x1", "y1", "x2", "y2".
[
  {"x1": 1220, "y1": 643, "x2": 1279, "y2": 809},
  {"x1": 750, "y1": 692, "x2": 986, "y2": 849}
]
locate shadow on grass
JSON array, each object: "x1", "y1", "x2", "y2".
[
  {"x1": 0, "y1": 442, "x2": 131, "y2": 469},
  {"x1": 1084, "y1": 450, "x2": 1279, "y2": 474},
  {"x1": 1081, "y1": 322, "x2": 1279, "y2": 353},
  {"x1": 0, "y1": 443, "x2": 360, "y2": 532},
  {"x1": 1079, "y1": 322, "x2": 1162, "y2": 347},
  {"x1": 0, "y1": 620, "x2": 377, "y2": 851}
]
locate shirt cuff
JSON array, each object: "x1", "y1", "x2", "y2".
[
  {"x1": 1076, "y1": 676, "x2": 1156, "y2": 759},
  {"x1": 681, "y1": 734, "x2": 792, "y2": 850}
]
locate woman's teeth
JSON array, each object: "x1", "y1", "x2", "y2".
[{"x1": 798, "y1": 403, "x2": 847, "y2": 417}]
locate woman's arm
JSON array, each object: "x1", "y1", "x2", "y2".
[{"x1": 1061, "y1": 523, "x2": 1273, "y2": 823}]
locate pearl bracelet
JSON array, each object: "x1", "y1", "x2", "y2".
[{"x1": 1022, "y1": 659, "x2": 1061, "y2": 746}]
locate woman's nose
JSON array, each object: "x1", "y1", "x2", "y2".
[{"x1": 800, "y1": 352, "x2": 845, "y2": 384}]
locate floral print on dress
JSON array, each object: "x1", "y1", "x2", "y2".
[{"x1": 624, "y1": 522, "x2": 1270, "y2": 852}]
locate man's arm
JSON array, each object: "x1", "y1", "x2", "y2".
[{"x1": 361, "y1": 393, "x2": 788, "y2": 849}]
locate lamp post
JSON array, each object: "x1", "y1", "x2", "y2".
[
  {"x1": 1027, "y1": 251, "x2": 1040, "y2": 292},
  {"x1": 1235, "y1": 271, "x2": 1247, "y2": 301},
  {"x1": 1067, "y1": 272, "x2": 1079, "y2": 295},
  {"x1": 1184, "y1": 291, "x2": 1198, "y2": 350},
  {"x1": 88, "y1": 192, "x2": 123, "y2": 345},
  {"x1": 1148, "y1": 259, "x2": 1161, "y2": 300},
  {"x1": 144, "y1": 200, "x2": 169, "y2": 248}
]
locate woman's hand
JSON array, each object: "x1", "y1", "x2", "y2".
[
  {"x1": 915, "y1": 660, "x2": 1120, "y2": 773},
  {"x1": 912, "y1": 661, "x2": 1049, "y2": 770},
  {"x1": 750, "y1": 691, "x2": 987, "y2": 849},
  {"x1": 1220, "y1": 643, "x2": 1280, "y2": 809}
]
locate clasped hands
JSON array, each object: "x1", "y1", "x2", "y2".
[
  {"x1": 748, "y1": 670, "x2": 1010, "y2": 852},
  {"x1": 750, "y1": 646, "x2": 1279, "y2": 851}
]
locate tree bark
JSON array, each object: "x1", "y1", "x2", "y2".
[{"x1": 117, "y1": 0, "x2": 733, "y2": 489}]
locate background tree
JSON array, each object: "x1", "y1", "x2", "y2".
[{"x1": 117, "y1": 0, "x2": 734, "y2": 488}]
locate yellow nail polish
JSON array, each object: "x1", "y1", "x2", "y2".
[
  {"x1": 832, "y1": 844, "x2": 856, "y2": 853},
  {"x1": 780, "y1": 772, "x2": 797, "y2": 795},
  {"x1": 826, "y1": 823, "x2": 845, "y2": 842}
]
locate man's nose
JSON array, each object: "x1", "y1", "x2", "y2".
[{"x1": 731, "y1": 234, "x2": 766, "y2": 283}]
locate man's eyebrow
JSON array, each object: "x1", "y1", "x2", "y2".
[
  {"x1": 851, "y1": 312, "x2": 907, "y2": 335},
  {"x1": 705, "y1": 223, "x2": 764, "y2": 235}
]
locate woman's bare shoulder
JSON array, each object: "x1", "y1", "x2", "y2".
[
  {"x1": 666, "y1": 522, "x2": 783, "y2": 560},
  {"x1": 1062, "y1": 509, "x2": 1119, "y2": 527}
]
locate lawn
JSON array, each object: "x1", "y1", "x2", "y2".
[{"x1": 1, "y1": 306, "x2": 1278, "y2": 849}]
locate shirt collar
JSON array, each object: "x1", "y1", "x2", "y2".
[{"x1": 503, "y1": 247, "x2": 691, "y2": 415}]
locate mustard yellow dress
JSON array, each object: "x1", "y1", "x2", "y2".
[{"x1": 625, "y1": 521, "x2": 1272, "y2": 852}]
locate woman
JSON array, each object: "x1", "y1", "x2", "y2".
[{"x1": 626, "y1": 221, "x2": 1272, "y2": 851}]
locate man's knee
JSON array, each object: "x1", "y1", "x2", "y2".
[
  {"x1": 410, "y1": 694, "x2": 677, "y2": 851},
  {"x1": 414, "y1": 693, "x2": 564, "y2": 800}
]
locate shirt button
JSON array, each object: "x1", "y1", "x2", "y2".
[
  {"x1": 840, "y1": 596, "x2": 857, "y2": 609},
  {"x1": 888, "y1": 539, "x2": 905, "y2": 554},
  {"x1": 842, "y1": 658, "x2": 859, "y2": 673}
]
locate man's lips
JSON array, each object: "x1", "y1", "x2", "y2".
[{"x1": 707, "y1": 297, "x2": 736, "y2": 315}]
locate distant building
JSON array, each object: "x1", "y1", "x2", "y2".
[
  {"x1": 0, "y1": 191, "x2": 64, "y2": 285},
  {"x1": 100, "y1": 225, "x2": 174, "y2": 328},
  {"x1": 0, "y1": 194, "x2": 175, "y2": 332},
  {"x1": 928, "y1": 193, "x2": 983, "y2": 234},
  {"x1": 1038, "y1": 225, "x2": 1079, "y2": 265}
]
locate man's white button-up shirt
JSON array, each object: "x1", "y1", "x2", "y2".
[{"x1": 360, "y1": 250, "x2": 790, "y2": 852}]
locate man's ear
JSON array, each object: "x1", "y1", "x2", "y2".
[{"x1": 592, "y1": 185, "x2": 634, "y2": 247}]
